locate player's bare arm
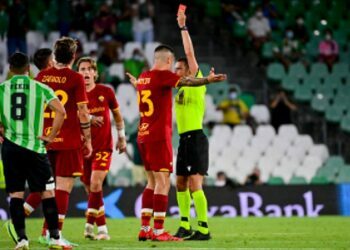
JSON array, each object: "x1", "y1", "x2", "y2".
[
  {"x1": 126, "y1": 72, "x2": 137, "y2": 88},
  {"x1": 112, "y1": 108, "x2": 127, "y2": 154},
  {"x1": 78, "y1": 102, "x2": 92, "y2": 158},
  {"x1": 38, "y1": 99, "x2": 66, "y2": 144},
  {"x1": 178, "y1": 12, "x2": 198, "y2": 76},
  {"x1": 177, "y1": 69, "x2": 227, "y2": 87}
]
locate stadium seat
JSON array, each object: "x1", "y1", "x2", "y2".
[
  {"x1": 281, "y1": 75, "x2": 300, "y2": 92},
  {"x1": 324, "y1": 156, "x2": 345, "y2": 168},
  {"x1": 340, "y1": 114, "x2": 350, "y2": 133},
  {"x1": 308, "y1": 144, "x2": 329, "y2": 163},
  {"x1": 144, "y1": 42, "x2": 160, "y2": 66},
  {"x1": 293, "y1": 135, "x2": 313, "y2": 152},
  {"x1": 26, "y1": 31, "x2": 45, "y2": 56},
  {"x1": 278, "y1": 124, "x2": 298, "y2": 144},
  {"x1": 109, "y1": 63, "x2": 125, "y2": 81},
  {"x1": 267, "y1": 63, "x2": 286, "y2": 84},
  {"x1": 302, "y1": 156, "x2": 323, "y2": 170},
  {"x1": 303, "y1": 75, "x2": 322, "y2": 90},
  {"x1": 286, "y1": 146, "x2": 306, "y2": 164},
  {"x1": 232, "y1": 125, "x2": 253, "y2": 142},
  {"x1": 324, "y1": 74, "x2": 343, "y2": 92},
  {"x1": 310, "y1": 63, "x2": 329, "y2": 78},
  {"x1": 83, "y1": 42, "x2": 98, "y2": 55},
  {"x1": 332, "y1": 63, "x2": 349, "y2": 78},
  {"x1": 204, "y1": 95, "x2": 223, "y2": 123},
  {"x1": 335, "y1": 166, "x2": 350, "y2": 184},
  {"x1": 123, "y1": 41, "x2": 143, "y2": 59},
  {"x1": 325, "y1": 103, "x2": 346, "y2": 123},
  {"x1": 250, "y1": 105, "x2": 270, "y2": 124},
  {"x1": 242, "y1": 145, "x2": 264, "y2": 162},
  {"x1": 294, "y1": 83, "x2": 313, "y2": 102},
  {"x1": 311, "y1": 95, "x2": 330, "y2": 113},
  {"x1": 262, "y1": 42, "x2": 275, "y2": 60},
  {"x1": 310, "y1": 176, "x2": 329, "y2": 184},
  {"x1": 288, "y1": 63, "x2": 307, "y2": 79},
  {"x1": 257, "y1": 156, "x2": 279, "y2": 182},
  {"x1": 267, "y1": 176, "x2": 284, "y2": 185},
  {"x1": 289, "y1": 176, "x2": 307, "y2": 185},
  {"x1": 232, "y1": 20, "x2": 247, "y2": 38},
  {"x1": 315, "y1": 83, "x2": 335, "y2": 99},
  {"x1": 255, "y1": 125, "x2": 276, "y2": 141}
]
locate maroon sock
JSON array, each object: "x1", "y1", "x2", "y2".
[
  {"x1": 141, "y1": 188, "x2": 154, "y2": 227},
  {"x1": 24, "y1": 192, "x2": 42, "y2": 216},
  {"x1": 55, "y1": 190, "x2": 70, "y2": 231},
  {"x1": 94, "y1": 192, "x2": 106, "y2": 227},
  {"x1": 153, "y1": 194, "x2": 168, "y2": 230},
  {"x1": 86, "y1": 191, "x2": 101, "y2": 225}
]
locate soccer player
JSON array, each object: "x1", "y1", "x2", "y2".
[
  {"x1": 126, "y1": 45, "x2": 226, "y2": 241},
  {"x1": 76, "y1": 57, "x2": 127, "y2": 240},
  {"x1": 0, "y1": 52, "x2": 67, "y2": 249},
  {"x1": 173, "y1": 10, "x2": 211, "y2": 240},
  {"x1": 23, "y1": 48, "x2": 55, "y2": 217},
  {"x1": 33, "y1": 48, "x2": 54, "y2": 71},
  {"x1": 36, "y1": 37, "x2": 92, "y2": 246}
]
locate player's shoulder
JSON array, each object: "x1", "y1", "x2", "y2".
[{"x1": 95, "y1": 83, "x2": 115, "y2": 92}]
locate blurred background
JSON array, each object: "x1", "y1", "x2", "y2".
[{"x1": 0, "y1": 0, "x2": 350, "y2": 197}]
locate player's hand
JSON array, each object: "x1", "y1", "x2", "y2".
[
  {"x1": 177, "y1": 11, "x2": 186, "y2": 27},
  {"x1": 38, "y1": 135, "x2": 54, "y2": 145},
  {"x1": 207, "y1": 67, "x2": 227, "y2": 83},
  {"x1": 125, "y1": 72, "x2": 137, "y2": 88},
  {"x1": 116, "y1": 137, "x2": 127, "y2": 154},
  {"x1": 91, "y1": 116, "x2": 104, "y2": 127},
  {"x1": 83, "y1": 140, "x2": 93, "y2": 158}
]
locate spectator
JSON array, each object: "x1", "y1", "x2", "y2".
[
  {"x1": 215, "y1": 171, "x2": 236, "y2": 188},
  {"x1": 124, "y1": 48, "x2": 149, "y2": 78},
  {"x1": 319, "y1": 29, "x2": 339, "y2": 70},
  {"x1": 71, "y1": 0, "x2": 93, "y2": 37},
  {"x1": 270, "y1": 90, "x2": 297, "y2": 131},
  {"x1": 244, "y1": 167, "x2": 263, "y2": 186},
  {"x1": 248, "y1": 6, "x2": 271, "y2": 51},
  {"x1": 131, "y1": 0, "x2": 154, "y2": 44},
  {"x1": 7, "y1": 0, "x2": 28, "y2": 57},
  {"x1": 292, "y1": 15, "x2": 309, "y2": 44},
  {"x1": 262, "y1": 0, "x2": 279, "y2": 30},
  {"x1": 93, "y1": 4, "x2": 117, "y2": 42},
  {"x1": 0, "y1": 1, "x2": 8, "y2": 40},
  {"x1": 221, "y1": 0, "x2": 244, "y2": 27},
  {"x1": 217, "y1": 85, "x2": 249, "y2": 128},
  {"x1": 274, "y1": 27, "x2": 304, "y2": 68}
]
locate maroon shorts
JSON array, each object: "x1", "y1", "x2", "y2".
[
  {"x1": 81, "y1": 150, "x2": 112, "y2": 185},
  {"x1": 137, "y1": 140, "x2": 173, "y2": 173},
  {"x1": 48, "y1": 149, "x2": 83, "y2": 177}
]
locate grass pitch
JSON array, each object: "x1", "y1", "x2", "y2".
[{"x1": 1, "y1": 217, "x2": 349, "y2": 249}]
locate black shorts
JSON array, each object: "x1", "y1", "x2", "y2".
[
  {"x1": 176, "y1": 129, "x2": 209, "y2": 176},
  {"x1": 2, "y1": 139, "x2": 55, "y2": 193}
]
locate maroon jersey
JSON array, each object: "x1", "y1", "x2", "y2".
[
  {"x1": 88, "y1": 84, "x2": 119, "y2": 151},
  {"x1": 36, "y1": 67, "x2": 88, "y2": 150},
  {"x1": 136, "y1": 70, "x2": 180, "y2": 143}
]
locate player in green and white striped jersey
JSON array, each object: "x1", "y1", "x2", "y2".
[{"x1": 0, "y1": 52, "x2": 68, "y2": 249}]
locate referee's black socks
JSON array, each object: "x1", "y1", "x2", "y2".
[
  {"x1": 9, "y1": 197, "x2": 27, "y2": 241},
  {"x1": 42, "y1": 197, "x2": 60, "y2": 240}
]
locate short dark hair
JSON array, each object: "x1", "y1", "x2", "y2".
[
  {"x1": 154, "y1": 44, "x2": 175, "y2": 55},
  {"x1": 177, "y1": 57, "x2": 189, "y2": 69},
  {"x1": 9, "y1": 52, "x2": 29, "y2": 71},
  {"x1": 54, "y1": 37, "x2": 77, "y2": 64},
  {"x1": 33, "y1": 48, "x2": 52, "y2": 70}
]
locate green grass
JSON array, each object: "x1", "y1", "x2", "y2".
[{"x1": 1, "y1": 217, "x2": 350, "y2": 249}]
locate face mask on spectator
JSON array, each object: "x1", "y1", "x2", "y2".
[
  {"x1": 297, "y1": 18, "x2": 304, "y2": 25},
  {"x1": 229, "y1": 92, "x2": 238, "y2": 100},
  {"x1": 133, "y1": 54, "x2": 143, "y2": 61},
  {"x1": 325, "y1": 34, "x2": 332, "y2": 40},
  {"x1": 138, "y1": 0, "x2": 146, "y2": 4},
  {"x1": 215, "y1": 180, "x2": 226, "y2": 187},
  {"x1": 256, "y1": 11, "x2": 263, "y2": 18}
]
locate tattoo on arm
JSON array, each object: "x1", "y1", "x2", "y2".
[{"x1": 177, "y1": 76, "x2": 209, "y2": 87}]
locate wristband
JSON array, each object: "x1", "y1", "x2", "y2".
[
  {"x1": 180, "y1": 26, "x2": 188, "y2": 31},
  {"x1": 118, "y1": 128, "x2": 125, "y2": 138}
]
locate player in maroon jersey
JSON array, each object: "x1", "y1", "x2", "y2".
[
  {"x1": 76, "y1": 57, "x2": 127, "y2": 241},
  {"x1": 35, "y1": 37, "x2": 92, "y2": 247},
  {"x1": 126, "y1": 44, "x2": 226, "y2": 241}
]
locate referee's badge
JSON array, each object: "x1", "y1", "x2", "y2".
[{"x1": 98, "y1": 95, "x2": 104, "y2": 102}]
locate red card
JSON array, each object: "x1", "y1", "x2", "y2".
[{"x1": 178, "y1": 4, "x2": 187, "y2": 14}]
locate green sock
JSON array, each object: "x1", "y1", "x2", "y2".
[
  {"x1": 192, "y1": 189, "x2": 209, "y2": 234},
  {"x1": 176, "y1": 189, "x2": 191, "y2": 230}
]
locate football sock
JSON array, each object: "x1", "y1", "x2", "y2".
[
  {"x1": 153, "y1": 194, "x2": 168, "y2": 235},
  {"x1": 192, "y1": 190, "x2": 209, "y2": 234},
  {"x1": 24, "y1": 192, "x2": 41, "y2": 216},
  {"x1": 141, "y1": 188, "x2": 154, "y2": 229},
  {"x1": 55, "y1": 189, "x2": 70, "y2": 231},
  {"x1": 42, "y1": 197, "x2": 60, "y2": 240},
  {"x1": 87, "y1": 191, "x2": 101, "y2": 225},
  {"x1": 176, "y1": 189, "x2": 191, "y2": 230},
  {"x1": 96, "y1": 205, "x2": 107, "y2": 229},
  {"x1": 10, "y1": 198, "x2": 27, "y2": 241}
]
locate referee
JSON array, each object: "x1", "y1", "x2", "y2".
[
  {"x1": 173, "y1": 10, "x2": 211, "y2": 240},
  {"x1": 0, "y1": 53, "x2": 66, "y2": 249}
]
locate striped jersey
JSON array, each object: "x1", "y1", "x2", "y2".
[{"x1": 0, "y1": 75, "x2": 57, "y2": 154}]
